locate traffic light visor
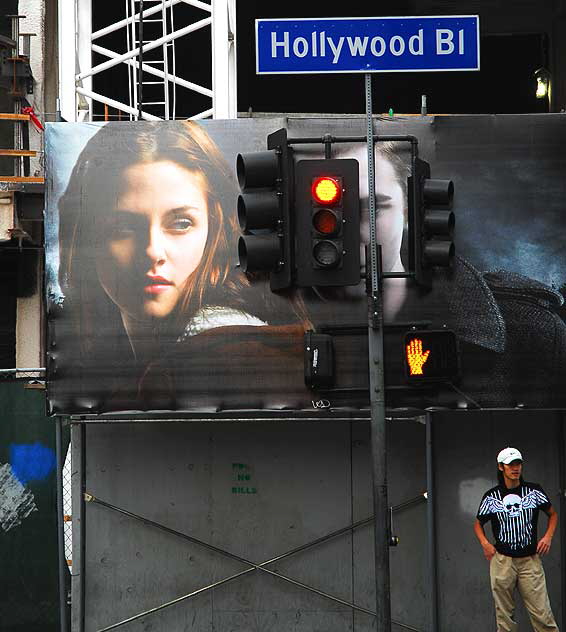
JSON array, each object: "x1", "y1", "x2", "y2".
[
  {"x1": 424, "y1": 209, "x2": 455, "y2": 236},
  {"x1": 424, "y1": 179, "x2": 454, "y2": 207},
  {"x1": 238, "y1": 234, "x2": 280, "y2": 273},
  {"x1": 236, "y1": 150, "x2": 279, "y2": 190},
  {"x1": 237, "y1": 192, "x2": 280, "y2": 232},
  {"x1": 424, "y1": 240, "x2": 455, "y2": 266},
  {"x1": 312, "y1": 177, "x2": 341, "y2": 206}
]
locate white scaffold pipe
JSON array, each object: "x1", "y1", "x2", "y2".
[
  {"x1": 58, "y1": 0, "x2": 77, "y2": 121},
  {"x1": 75, "y1": 87, "x2": 162, "y2": 121},
  {"x1": 91, "y1": 44, "x2": 213, "y2": 98},
  {"x1": 189, "y1": 108, "x2": 214, "y2": 120},
  {"x1": 77, "y1": 17, "x2": 212, "y2": 81},
  {"x1": 211, "y1": 0, "x2": 237, "y2": 119},
  {"x1": 91, "y1": 0, "x2": 211, "y2": 41}
]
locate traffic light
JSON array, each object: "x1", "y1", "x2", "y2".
[
  {"x1": 236, "y1": 129, "x2": 294, "y2": 291},
  {"x1": 294, "y1": 159, "x2": 361, "y2": 287},
  {"x1": 403, "y1": 329, "x2": 459, "y2": 383},
  {"x1": 409, "y1": 157, "x2": 455, "y2": 288}
]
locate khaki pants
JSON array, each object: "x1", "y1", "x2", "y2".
[{"x1": 490, "y1": 552, "x2": 559, "y2": 632}]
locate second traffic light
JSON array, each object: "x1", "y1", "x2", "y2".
[
  {"x1": 409, "y1": 157, "x2": 455, "y2": 288},
  {"x1": 236, "y1": 129, "x2": 293, "y2": 291},
  {"x1": 294, "y1": 159, "x2": 361, "y2": 287}
]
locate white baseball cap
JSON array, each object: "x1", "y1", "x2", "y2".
[{"x1": 497, "y1": 447, "x2": 523, "y2": 464}]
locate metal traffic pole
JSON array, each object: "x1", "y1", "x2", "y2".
[{"x1": 365, "y1": 72, "x2": 391, "y2": 632}]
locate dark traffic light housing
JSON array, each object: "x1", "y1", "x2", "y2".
[
  {"x1": 294, "y1": 158, "x2": 361, "y2": 287},
  {"x1": 409, "y1": 158, "x2": 455, "y2": 288},
  {"x1": 236, "y1": 129, "x2": 294, "y2": 291}
]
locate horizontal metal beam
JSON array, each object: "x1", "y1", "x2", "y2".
[
  {"x1": 0, "y1": 113, "x2": 30, "y2": 121},
  {"x1": 0, "y1": 367, "x2": 45, "y2": 373},
  {"x1": 0, "y1": 149, "x2": 37, "y2": 156}
]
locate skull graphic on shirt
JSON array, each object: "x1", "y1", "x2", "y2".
[
  {"x1": 478, "y1": 486, "x2": 550, "y2": 551},
  {"x1": 502, "y1": 493, "x2": 522, "y2": 517}
]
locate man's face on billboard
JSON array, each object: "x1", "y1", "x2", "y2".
[
  {"x1": 356, "y1": 149, "x2": 406, "y2": 273},
  {"x1": 95, "y1": 160, "x2": 209, "y2": 320}
]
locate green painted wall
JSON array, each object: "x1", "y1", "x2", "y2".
[{"x1": 0, "y1": 381, "x2": 62, "y2": 632}]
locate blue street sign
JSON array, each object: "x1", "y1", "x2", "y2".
[{"x1": 256, "y1": 16, "x2": 480, "y2": 75}]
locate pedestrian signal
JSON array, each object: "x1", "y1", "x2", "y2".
[{"x1": 404, "y1": 330, "x2": 459, "y2": 383}]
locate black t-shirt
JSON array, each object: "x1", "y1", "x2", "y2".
[{"x1": 476, "y1": 482, "x2": 551, "y2": 557}]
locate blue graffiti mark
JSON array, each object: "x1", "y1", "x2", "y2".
[{"x1": 9, "y1": 443, "x2": 56, "y2": 485}]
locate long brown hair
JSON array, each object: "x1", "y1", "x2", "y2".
[{"x1": 58, "y1": 121, "x2": 249, "y2": 356}]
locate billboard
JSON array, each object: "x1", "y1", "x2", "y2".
[{"x1": 45, "y1": 115, "x2": 566, "y2": 415}]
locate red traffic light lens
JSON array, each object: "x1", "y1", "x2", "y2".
[
  {"x1": 313, "y1": 209, "x2": 339, "y2": 235},
  {"x1": 312, "y1": 177, "x2": 341, "y2": 206},
  {"x1": 313, "y1": 240, "x2": 340, "y2": 268}
]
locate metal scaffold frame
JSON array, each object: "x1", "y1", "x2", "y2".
[
  {"x1": 57, "y1": 0, "x2": 236, "y2": 122},
  {"x1": 70, "y1": 420, "x2": 426, "y2": 632}
]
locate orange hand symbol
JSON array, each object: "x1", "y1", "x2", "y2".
[{"x1": 406, "y1": 338, "x2": 430, "y2": 375}]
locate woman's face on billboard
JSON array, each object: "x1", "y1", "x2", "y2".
[{"x1": 96, "y1": 160, "x2": 209, "y2": 320}]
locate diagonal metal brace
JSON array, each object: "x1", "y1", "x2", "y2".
[{"x1": 87, "y1": 494, "x2": 422, "y2": 632}]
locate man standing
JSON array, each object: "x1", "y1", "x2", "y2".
[{"x1": 474, "y1": 447, "x2": 560, "y2": 631}]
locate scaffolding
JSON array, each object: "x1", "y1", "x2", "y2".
[{"x1": 57, "y1": 0, "x2": 236, "y2": 122}]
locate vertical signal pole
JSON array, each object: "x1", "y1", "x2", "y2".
[{"x1": 365, "y1": 73, "x2": 391, "y2": 631}]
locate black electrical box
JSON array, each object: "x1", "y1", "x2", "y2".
[{"x1": 304, "y1": 331, "x2": 335, "y2": 389}]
